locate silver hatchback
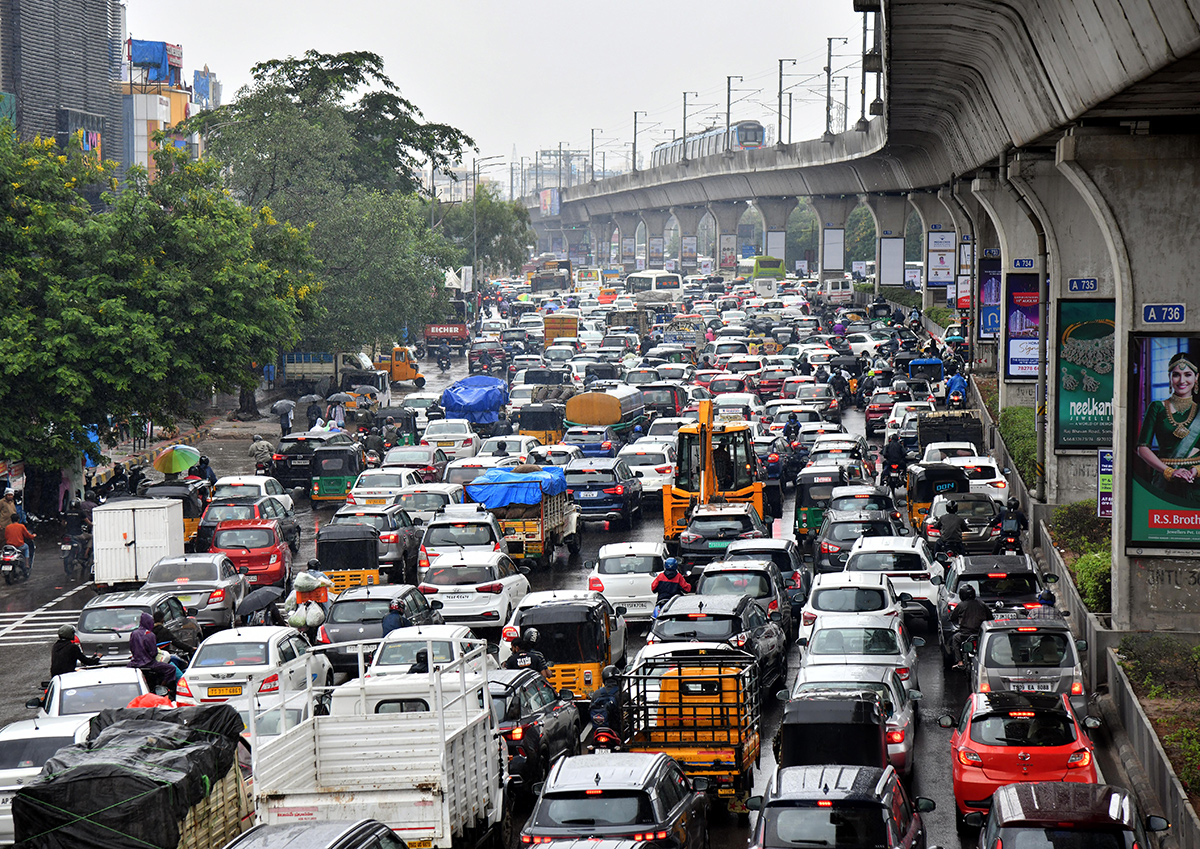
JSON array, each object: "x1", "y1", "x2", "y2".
[{"x1": 141, "y1": 553, "x2": 250, "y2": 630}]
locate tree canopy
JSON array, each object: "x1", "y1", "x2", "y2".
[
  {"x1": 0, "y1": 132, "x2": 319, "y2": 468},
  {"x1": 429, "y1": 184, "x2": 535, "y2": 278}
]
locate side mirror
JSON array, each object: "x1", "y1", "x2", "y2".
[
  {"x1": 1083, "y1": 715, "x2": 1102, "y2": 730},
  {"x1": 899, "y1": 592, "x2": 913, "y2": 603},
  {"x1": 430, "y1": 600, "x2": 444, "y2": 610},
  {"x1": 676, "y1": 519, "x2": 688, "y2": 528},
  {"x1": 559, "y1": 689, "x2": 575, "y2": 702},
  {"x1": 634, "y1": 471, "x2": 644, "y2": 478},
  {"x1": 768, "y1": 611, "x2": 781, "y2": 623},
  {"x1": 746, "y1": 795, "x2": 762, "y2": 811},
  {"x1": 25, "y1": 698, "x2": 41, "y2": 709},
  {"x1": 898, "y1": 526, "x2": 910, "y2": 535},
  {"x1": 486, "y1": 644, "x2": 500, "y2": 656},
  {"x1": 1002, "y1": 468, "x2": 1011, "y2": 476},
  {"x1": 796, "y1": 637, "x2": 808, "y2": 647},
  {"x1": 519, "y1": 566, "x2": 531, "y2": 576},
  {"x1": 1146, "y1": 815, "x2": 1170, "y2": 833},
  {"x1": 239, "y1": 566, "x2": 250, "y2": 575},
  {"x1": 691, "y1": 777, "x2": 710, "y2": 792},
  {"x1": 930, "y1": 575, "x2": 943, "y2": 586},
  {"x1": 412, "y1": 517, "x2": 424, "y2": 526},
  {"x1": 962, "y1": 812, "x2": 985, "y2": 828},
  {"x1": 584, "y1": 560, "x2": 598, "y2": 571},
  {"x1": 1076, "y1": 639, "x2": 1089, "y2": 652},
  {"x1": 915, "y1": 797, "x2": 936, "y2": 813},
  {"x1": 776, "y1": 689, "x2": 790, "y2": 701},
  {"x1": 908, "y1": 689, "x2": 923, "y2": 701},
  {"x1": 615, "y1": 606, "x2": 627, "y2": 616},
  {"x1": 935, "y1": 553, "x2": 950, "y2": 565},
  {"x1": 1060, "y1": 610, "x2": 1071, "y2": 618},
  {"x1": 1042, "y1": 573, "x2": 1059, "y2": 584},
  {"x1": 186, "y1": 607, "x2": 199, "y2": 618},
  {"x1": 937, "y1": 714, "x2": 956, "y2": 728}
]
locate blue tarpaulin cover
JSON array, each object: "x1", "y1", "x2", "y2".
[
  {"x1": 466, "y1": 467, "x2": 567, "y2": 508},
  {"x1": 441, "y1": 376, "x2": 509, "y2": 424},
  {"x1": 130, "y1": 40, "x2": 170, "y2": 82}
]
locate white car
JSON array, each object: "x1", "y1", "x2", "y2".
[
  {"x1": 26, "y1": 668, "x2": 150, "y2": 718},
  {"x1": 843, "y1": 535, "x2": 943, "y2": 622},
  {"x1": 419, "y1": 551, "x2": 530, "y2": 628},
  {"x1": 918, "y1": 440, "x2": 982, "y2": 464},
  {"x1": 346, "y1": 467, "x2": 425, "y2": 507},
  {"x1": 443, "y1": 454, "x2": 511, "y2": 486},
  {"x1": 507, "y1": 384, "x2": 538, "y2": 414},
  {"x1": 498, "y1": 590, "x2": 628, "y2": 667},
  {"x1": 645, "y1": 417, "x2": 691, "y2": 440},
  {"x1": 844, "y1": 331, "x2": 893, "y2": 357},
  {"x1": 0, "y1": 716, "x2": 90, "y2": 842},
  {"x1": 212, "y1": 475, "x2": 294, "y2": 512},
  {"x1": 478, "y1": 435, "x2": 542, "y2": 463},
  {"x1": 725, "y1": 355, "x2": 768, "y2": 380},
  {"x1": 393, "y1": 483, "x2": 466, "y2": 524},
  {"x1": 944, "y1": 456, "x2": 1010, "y2": 500},
  {"x1": 480, "y1": 319, "x2": 507, "y2": 338},
  {"x1": 177, "y1": 626, "x2": 333, "y2": 705},
  {"x1": 586, "y1": 542, "x2": 668, "y2": 621},
  {"x1": 883, "y1": 401, "x2": 935, "y2": 443},
  {"x1": 797, "y1": 572, "x2": 908, "y2": 644},
  {"x1": 528, "y1": 443, "x2": 585, "y2": 466},
  {"x1": 799, "y1": 612, "x2": 924, "y2": 692},
  {"x1": 544, "y1": 345, "x2": 576, "y2": 365},
  {"x1": 713, "y1": 392, "x2": 766, "y2": 422},
  {"x1": 418, "y1": 504, "x2": 507, "y2": 577},
  {"x1": 422, "y1": 419, "x2": 481, "y2": 460},
  {"x1": 365, "y1": 625, "x2": 495, "y2": 678},
  {"x1": 617, "y1": 443, "x2": 677, "y2": 499},
  {"x1": 401, "y1": 392, "x2": 443, "y2": 434}
]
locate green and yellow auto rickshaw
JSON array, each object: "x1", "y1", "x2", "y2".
[
  {"x1": 793, "y1": 465, "x2": 851, "y2": 546},
  {"x1": 310, "y1": 444, "x2": 367, "y2": 505}
]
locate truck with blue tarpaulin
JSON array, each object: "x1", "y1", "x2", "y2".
[
  {"x1": 466, "y1": 467, "x2": 580, "y2": 566},
  {"x1": 440, "y1": 376, "x2": 509, "y2": 432}
]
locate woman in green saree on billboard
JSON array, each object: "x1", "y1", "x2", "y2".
[{"x1": 1137, "y1": 350, "x2": 1200, "y2": 499}]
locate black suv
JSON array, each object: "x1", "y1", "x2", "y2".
[
  {"x1": 650, "y1": 594, "x2": 788, "y2": 686},
  {"x1": 678, "y1": 503, "x2": 770, "y2": 575},
  {"x1": 273, "y1": 430, "x2": 357, "y2": 489},
  {"x1": 196, "y1": 495, "x2": 301, "y2": 554},
  {"x1": 522, "y1": 752, "x2": 708, "y2": 849},
  {"x1": 932, "y1": 553, "x2": 1058, "y2": 664},
  {"x1": 468, "y1": 339, "x2": 509, "y2": 374},
  {"x1": 811, "y1": 509, "x2": 909, "y2": 574},
  {"x1": 489, "y1": 669, "x2": 580, "y2": 790},
  {"x1": 748, "y1": 765, "x2": 935, "y2": 849}
]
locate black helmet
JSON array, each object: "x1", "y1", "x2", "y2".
[
  {"x1": 521, "y1": 627, "x2": 539, "y2": 646},
  {"x1": 959, "y1": 585, "x2": 976, "y2": 601},
  {"x1": 253, "y1": 434, "x2": 263, "y2": 442},
  {"x1": 788, "y1": 412, "x2": 798, "y2": 421},
  {"x1": 415, "y1": 648, "x2": 428, "y2": 663},
  {"x1": 70, "y1": 499, "x2": 81, "y2": 510},
  {"x1": 1007, "y1": 497, "x2": 1019, "y2": 511},
  {"x1": 307, "y1": 559, "x2": 321, "y2": 571},
  {"x1": 58, "y1": 624, "x2": 75, "y2": 640},
  {"x1": 1037, "y1": 589, "x2": 1056, "y2": 605},
  {"x1": 387, "y1": 416, "x2": 395, "y2": 424},
  {"x1": 601, "y1": 665, "x2": 619, "y2": 684},
  {"x1": 945, "y1": 501, "x2": 958, "y2": 514},
  {"x1": 389, "y1": 598, "x2": 402, "y2": 612},
  {"x1": 889, "y1": 433, "x2": 899, "y2": 442},
  {"x1": 371, "y1": 427, "x2": 380, "y2": 435},
  {"x1": 199, "y1": 456, "x2": 209, "y2": 466}
]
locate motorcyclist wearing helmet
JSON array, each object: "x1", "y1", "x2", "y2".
[
  {"x1": 248, "y1": 434, "x2": 274, "y2": 465},
  {"x1": 990, "y1": 496, "x2": 1029, "y2": 553},
  {"x1": 191, "y1": 456, "x2": 218, "y2": 485},
  {"x1": 651, "y1": 559, "x2": 692, "y2": 614},
  {"x1": 589, "y1": 665, "x2": 623, "y2": 734},
  {"x1": 1028, "y1": 589, "x2": 1061, "y2": 621},
  {"x1": 364, "y1": 426, "x2": 386, "y2": 458},
  {"x1": 382, "y1": 597, "x2": 413, "y2": 637},
  {"x1": 949, "y1": 584, "x2": 993, "y2": 668},
  {"x1": 437, "y1": 340, "x2": 451, "y2": 360},
  {"x1": 782, "y1": 412, "x2": 801, "y2": 441},
  {"x1": 50, "y1": 624, "x2": 100, "y2": 677},
  {"x1": 930, "y1": 500, "x2": 967, "y2": 557},
  {"x1": 505, "y1": 627, "x2": 550, "y2": 679},
  {"x1": 629, "y1": 424, "x2": 643, "y2": 443},
  {"x1": 493, "y1": 410, "x2": 514, "y2": 436},
  {"x1": 63, "y1": 498, "x2": 93, "y2": 570},
  {"x1": 881, "y1": 433, "x2": 908, "y2": 483},
  {"x1": 382, "y1": 416, "x2": 399, "y2": 447}
]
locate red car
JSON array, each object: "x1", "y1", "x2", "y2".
[
  {"x1": 692, "y1": 369, "x2": 725, "y2": 390},
  {"x1": 940, "y1": 691, "x2": 1100, "y2": 824},
  {"x1": 864, "y1": 390, "x2": 901, "y2": 436},
  {"x1": 755, "y1": 367, "x2": 795, "y2": 399},
  {"x1": 709, "y1": 374, "x2": 756, "y2": 395},
  {"x1": 210, "y1": 519, "x2": 293, "y2": 588}
]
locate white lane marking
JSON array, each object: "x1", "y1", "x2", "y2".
[{"x1": 0, "y1": 584, "x2": 90, "y2": 640}]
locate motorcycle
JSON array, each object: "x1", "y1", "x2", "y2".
[
  {"x1": 254, "y1": 459, "x2": 274, "y2": 476},
  {"x1": 2, "y1": 544, "x2": 31, "y2": 584},
  {"x1": 947, "y1": 390, "x2": 965, "y2": 410},
  {"x1": 365, "y1": 450, "x2": 382, "y2": 469},
  {"x1": 438, "y1": 355, "x2": 451, "y2": 373},
  {"x1": 994, "y1": 519, "x2": 1024, "y2": 555},
  {"x1": 909, "y1": 317, "x2": 922, "y2": 333},
  {"x1": 884, "y1": 462, "x2": 906, "y2": 496},
  {"x1": 588, "y1": 700, "x2": 623, "y2": 752},
  {"x1": 61, "y1": 535, "x2": 89, "y2": 579}
]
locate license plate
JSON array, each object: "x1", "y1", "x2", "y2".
[
  {"x1": 1, "y1": 564, "x2": 12, "y2": 573},
  {"x1": 579, "y1": 491, "x2": 599, "y2": 498},
  {"x1": 207, "y1": 686, "x2": 243, "y2": 697},
  {"x1": 60, "y1": 544, "x2": 73, "y2": 551},
  {"x1": 447, "y1": 594, "x2": 471, "y2": 601},
  {"x1": 1011, "y1": 681, "x2": 1053, "y2": 692},
  {"x1": 0, "y1": 795, "x2": 11, "y2": 806},
  {"x1": 438, "y1": 441, "x2": 454, "y2": 447},
  {"x1": 408, "y1": 841, "x2": 433, "y2": 849},
  {"x1": 624, "y1": 601, "x2": 648, "y2": 608},
  {"x1": 708, "y1": 540, "x2": 733, "y2": 549},
  {"x1": 177, "y1": 595, "x2": 198, "y2": 606},
  {"x1": 365, "y1": 498, "x2": 386, "y2": 505},
  {"x1": 247, "y1": 575, "x2": 259, "y2": 583},
  {"x1": 292, "y1": 459, "x2": 310, "y2": 466}
]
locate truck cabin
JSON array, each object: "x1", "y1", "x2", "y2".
[{"x1": 340, "y1": 370, "x2": 390, "y2": 408}]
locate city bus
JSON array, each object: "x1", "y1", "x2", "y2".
[{"x1": 625, "y1": 270, "x2": 684, "y2": 305}]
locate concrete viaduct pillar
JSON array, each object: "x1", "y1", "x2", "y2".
[
  {"x1": 588, "y1": 217, "x2": 614, "y2": 267},
  {"x1": 755, "y1": 198, "x2": 798, "y2": 267},
  {"x1": 709, "y1": 201, "x2": 748, "y2": 277},
  {"x1": 612, "y1": 213, "x2": 641, "y2": 272},
  {"x1": 640, "y1": 209, "x2": 672, "y2": 270},
  {"x1": 809, "y1": 196, "x2": 857, "y2": 284},
  {"x1": 861, "y1": 195, "x2": 909, "y2": 290},
  {"x1": 907, "y1": 192, "x2": 957, "y2": 312},
  {"x1": 671, "y1": 206, "x2": 708, "y2": 271}
]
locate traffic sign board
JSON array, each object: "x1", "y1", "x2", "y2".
[
  {"x1": 983, "y1": 248, "x2": 1001, "y2": 258},
  {"x1": 1143, "y1": 304, "x2": 1186, "y2": 324},
  {"x1": 1067, "y1": 278, "x2": 1098, "y2": 293}
]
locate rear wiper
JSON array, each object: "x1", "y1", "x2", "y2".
[{"x1": 559, "y1": 819, "x2": 597, "y2": 826}]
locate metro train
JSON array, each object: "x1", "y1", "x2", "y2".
[{"x1": 649, "y1": 120, "x2": 769, "y2": 168}]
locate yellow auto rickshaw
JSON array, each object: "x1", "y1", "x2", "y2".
[
  {"x1": 505, "y1": 595, "x2": 624, "y2": 702},
  {"x1": 905, "y1": 463, "x2": 971, "y2": 528},
  {"x1": 142, "y1": 479, "x2": 212, "y2": 549},
  {"x1": 310, "y1": 444, "x2": 367, "y2": 504},
  {"x1": 517, "y1": 403, "x2": 565, "y2": 445}
]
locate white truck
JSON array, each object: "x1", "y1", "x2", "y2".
[
  {"x1": 251, "y1": 640, "x2": 512, "y2": 849},
  {"x1": 92, "y1": 498, "x2": 184, "y2": 590}
]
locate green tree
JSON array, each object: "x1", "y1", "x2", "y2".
[
  {"x1": 429, "y1": 184, "x2": 534, "y2": 277},
  {"x1": 0, "y1": 132, "x2": 319, "y2": 468}
]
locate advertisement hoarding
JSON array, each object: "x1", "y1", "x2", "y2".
[
  {"x1": 1004, "y1": 273, "x2": 1039, "y2": 379},
  {"x1": 621, "y1": 238, "x2": 635, "y2": 264},
  {"x1": 539, "y1": 189, "x2": 560, "y2": 217},
  {"x1": 822, "y1": 228, "x2": 845, "y2": 271},
  {"x1": 1055, "y1": 300, "x2": 1115, "y2": 448},
  {"x1": 1129, "y1": 336, "x2": 1200, "y2": 547},
  {"x1": 681, "y1": 235, "x2": 698, "y2": 265},
  {"x1": 978, "y1": 258, "x2": 1001, "y2": 339},
  {"x1": 648, "y1": 236, "x2": 664, "y2": 266},
  {"x1": 956, "y1": 275, "x2": 971, "y2": 310},
  {"x1": 1097, "y1": 449, "x2": 1113, "y2": 519},
  {"x1": 719, "y1": 235, "x2": 736, "y2": 268}
]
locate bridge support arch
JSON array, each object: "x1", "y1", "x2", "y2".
[
  {"x1": 671, "y1": 206, "x2": 708, "y2": 272},
  {"x1": 709, "y1": 201, "x2": 749, "y2": 277},
  {"x1": 809, "y1": 196, "x2": 857, "y2": 284},
  {"x1": 640, "y1": 209, "x2": 672, "y2": 270},
  {"x1": 755, "y1": 198, "x2": 798, "y2": 267},
  {"x1": 612, "y1": 213, "x2": 641, "y2": 272},
  {"x1": 861, "y1": 195, "x2": 910, "y2": 290}
]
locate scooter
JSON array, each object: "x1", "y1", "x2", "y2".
[
  {"x1": 61, "y1": 535, "x2": 89, "y2": 579},
  {"x1": 254, "y1": 459, "x2": 274, "y2": 476},
  {"x1": 2, "y1": 544, "x2": 31, "y2": 584},
  {"x1": 438, "y1": 355, "x2": 451, "y2": 373},
  {"x1": 947, "y1": 389, "x2": 965, "y2": 410},
  {"x1": 884, "y1": 462, "x2": 906, "y2": 496}
]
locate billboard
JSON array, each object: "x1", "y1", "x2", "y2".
[
  {"x1": 621, "y1": 238, "x2": 635, "y2": 264},
  {"x1": 649, "y1": 236, "x2": 664, "y2": 266},
  {"x1": 539, "y1": 189, "x2": 560, "y2": 217},
  {"x1": 978, "y1": 258, "x2": 1001, "y2": 339},
  {"x1": 822, "y1": 228, "x2": 845, "y2": 271},
  {"x1": 681, "y1": 236, "x2": 698, "y2": 265},
  {"x1": 926, "y1": 231, "x2": 955, "y2": 285},
  {"x1": 1055, "y1": 300, "x2": 1115, "y2": 448},
  {"x1": 1129, "y1": 336, "x2": 1200, "y2": 547},
  {"x1": 956, "y1": 275, "x2": 971, "y2": 310},
  {"x1": 720, "y1": 235, "x2": 737, "y2": 268},
  {"x1": 1004, "y1": 273, "x2": 1039, "y2": 379}
]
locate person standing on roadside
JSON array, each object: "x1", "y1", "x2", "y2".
[{"x1": 0, "y1": 490, "x2": 16, "y2": 534}]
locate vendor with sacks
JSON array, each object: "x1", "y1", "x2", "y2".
[{"x1": 285, "y1": 559, "x2": 335, "y2": 641}]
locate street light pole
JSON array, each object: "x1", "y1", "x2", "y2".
[
  {"x1": 824, "y1": 38, "x2": 848, "y2": 139},
  {"x1": 682, "y1": 92, "x2": 698, "y2": 159},
  {"x1": 632, "y1": 110, "x2": 647, "y2": 172},
  {"x1": 726, "y1": 75, "x2": 743, "y2": 153},
  {"x1": 557, "y1": 142, "x2": 564, "y2": 188},
  {"x1": 778, "y1": 58, "x2": 796, "y2": 145},
  {"x1": 591, "y1": 128, "x2": 602, "y2": 182},
  {"x1": 473, "y1": 154, "x2": 503, "y2": 292}
]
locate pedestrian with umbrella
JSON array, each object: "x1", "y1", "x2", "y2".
[
  {"x1": 272, "y1": 399, "x2": 296, "y2": 436},
  {"x1": 299, "y1": 394, "x2": 324, "y2": 430},
  {"x1": 153, "y1": 444, "x2": 201, "y2": 481},
  {"x1": 326, "y1": 393, "x2": 350, "y2": 429},
  {"x1": 237, "y1": 586, "x2": 286, "y2": 627}
]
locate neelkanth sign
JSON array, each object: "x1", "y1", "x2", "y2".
[{"x1": 1055, "y1": 300, "x2": 1115, "y2": 448}]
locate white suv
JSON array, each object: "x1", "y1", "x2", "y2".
[
  {"x1": 586, "y1": 542, "x2": 668, "y2": 621},
  {"x1": 418, "y1": 504, "x2": 507, "y2": 578},
  {"x1": 617, "y1": 443, "x2": 677, "y2": 500},
  {"x1": 797, "y1": 571, "x2": 909, "y2": 644},
  {"x1": 843, "y1": 536, "x2": 943, "y2": 622},
  {"x1": 418, "y1": 551, "x2": 530, "y2": 628}
]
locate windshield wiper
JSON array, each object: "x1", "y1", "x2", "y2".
[{"x1": 559, "y1": 819, "x2": 597, "y2": 826}]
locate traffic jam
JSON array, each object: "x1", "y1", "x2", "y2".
[{"x1": 4, "y1": 266, "x2": 1162, "y2": 849}]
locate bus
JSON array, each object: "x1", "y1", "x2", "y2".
[
  {"x1": 575, "y1": 267, "x2": 602, "y2": 288},
  {"x1": 625, "y1": 270, "x2": 683, "y2": 305},
  {"x1": 736, "y1": 256, "x2": 787, "y2": 281}
]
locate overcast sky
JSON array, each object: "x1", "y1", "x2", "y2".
[{"x1": 126, "y1": 0, "x2": 865, "y2": 174}]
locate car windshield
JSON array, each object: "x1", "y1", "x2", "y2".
[
  {"x1": 827, "y1": 522, "x2": 894, "y2": 542},
  {"x1": 425, "y1": 523, "x2": 495, "y2": 547},
  {"x1": 211, "y1": 484, "x2": 262, "y2": 500},
  {"x1": 357, "y1": 473, "x2": 411, "y2": 488},
  {"x1": 396, "y1": 492, "x2": 450, "y2": 511},
  {"x1": 204, "y1": 505, "x2": 255, "y2": 523},
  {"x1": 375, "y1": 640, "x2": 456, "y2": 666},
  {"x1": 425, "y1": 422, "x2": 469, "y2": 437},
  {"x1": 994, "y1": 826, "x2": 1126, "y2": 849},
  {"x1": 985, "y1": 632, "x2": 1071, "y2": 667},
  {"x1": 830, "y1": 496, "x2": 891, "y2": 512},
  {"x1": 953, "y1": 573, "x2": 1039, "y2": 598},
  {"x1": 213, "y1": 528, "x2": 274, "y2": 550},
  {"x1": 847, "y1": 552, "x2": 925, "y2": 572},
  {"x1": 797, "y1": 386, "x2": 833, "y2": 400},
  {"x1": 929, "y1": 447, "x2": 978, "y2": 460},
  {"x1": 278, "y1": 439, "x2": 320, "y2": 456},
  {"x1": 331, "y1": 513, "x2": 388, "y2": 532},
  {"x1": 811, "y1": 587, "x2": 887, "y2": 613},
  {"x1": 78, "y1": 606, "x2": 146, "y2": 634},
  {"x1": 328, "y1": 599, "x2": 392, "y2": 624},
  {"x1": 970, "y1": 710, "x2": 1076, "y2": 747},
  {"x1": 598, "y1": 555, "x2": 661, "y2": 575},
  {"x1": 425, "y1": 565, "x2": 496, "y2": 585},
  {"x1": 0, "y1": 735, "x2": 77, "y2": 769},
  {"x1": 403, "y1": 397, "x2": 436, "y2": 409},
  {"x1": 809, "y1": 627, "x2": 899, "y2": 655},
  {"x1": 621, "y1": 452, "x2": 668, "y2": 466},
  {"x1": 565, "y1": 469, "x2": 617, "y2": 485},
  {"x1": 566, "y1": 430, "x2": 609, "y2": 444},
  {"x1": 762, "y1": 802, "x2": 887, "y2": 848},
  {"x1": 698, "y1": 572, "x2": 771, "y2": 598},
  {"x1": 534, "y1": 791, "x2": 656, "y2": 827},
  {"x1": 932, "y1": 500, "x2": 997, "y2": 519},
  {"x1": 446, "y1": 467, "x2": 492, "y2": 485},
  {"x1": 383, "y1": 449, "x2": 429, "y2": 463},
  {"x1": 146, "y1": 560, "x2": 218, "y2": 583},
  {"x1": 656, "y1": 614, "x2": 737, "y2": 641},
  {"x1": 688, "y1": 516, "x2": 754, "y2": 536},
  {"x1": 59, "y1": 683, "x2": 143, "y2": 716},
  {"x1": 517, "y1": 620, "x2": 605, "y2": 663},
  {"x1": 193, "y1": 641, "x2": 270, "y2": 667}
]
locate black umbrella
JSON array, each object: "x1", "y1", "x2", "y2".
[
  {"x1": 297, "y1": 393, "x2": 324, "y2": 405},
  {"x1": 237, "y1": 586, "x2": 285, "y2": 617},
  {"x1": 327, "y1": 392, "x2": 353, "y2": 403},
  {"x1": 271, "y1": 399, "x2": 296, "y2": 414},
  {"x1": 350, "y1": 385, "x2": 379, "y2": 395}
]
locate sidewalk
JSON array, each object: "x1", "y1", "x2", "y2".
[{"x1": 87, "y1": 414, "x2": 226, "y2": 487}]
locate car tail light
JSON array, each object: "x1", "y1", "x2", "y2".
[
  {"x1": 424, "y1": 465, "x2": 437, "y2": 475},
  {"x1": 476, "y1": 582, "x2": 504, "y2": 594},
  {"x1": 589, "y1": 576, "x2": 604, "y2": 591},
  {"x1": 420, "y1": 439, "x2": 428, "y2": 446},
  {"x1": 816, "y1": 801, "x2": 832, "y2": 808},
  {"x1": 926, "y1": 526, "x2": 940, "y2": 537},
  {"x1": 418, "y1": 584, "x2": 438, "y2": 594},
  {"x1": 177, "y1": 677, "x2": 193, "y2": 699},
  {"x1": 820, "y1": 541, "x2": 840, "y2": 554},
  {"x1": 463, "y1": 439, "x2": 473, "y2": 447},
  {"x1": 418, "y1": 547, "x2": 430, "y2": 571},
  {"x1": 868, "y1": 404, "x2": 881, "y2": 411},
  {"x1": 503, "y1": 725, "x2": 526, "y2": 741},
  {"x1": 886, "y1": 730, "x2": 905, "y2": 744},
  {"x1": 272, "y1": 454, "x2": 285, "y2": 462},
  {"x1": 979, "y1": 681, "x2": 991, "y2": 692},
  {"x1": 1071, "y1": 681, "x2": 1084, "y2": 695},
  {"x1": 601, "y1": 441, "x2": 613, "y2": 450},
  {"x1": 1067, "y1": 749, "x2": 1092, "y2": 768},
  {"x1": 269, "y1": 554, "x2": 278, "y2": 564},
  {"x1": 207, "y1": 587, "x2": 226, "y2": 604},
  {"x1": 732, "y1": 632, "x2": 749, "y2": 647},
  {"x1": 566, "y1": 489, "x2": 574, "y2": 496},
  {"x1": 768, "y1": 598, "x2": 778, "y2": 612},
  {"x1": 655, "y1": 465, "x2": 673, "y2": 473},
  {"x1": 258, "y1": 674, "x2": 280, "y2": 694},
  {"x1": 802, "y1": 611, "x2": 817, "y2": 626},
  {"x1": 995, "y1": 481, "x2": 1007, "y2": 488},
  {"x1": 603, "y1": 485, "x2": 625, "y2": 495},
  {"x1": 316, "y1": 625, "x2": 331, "y2": 644},
  {"x1": 380, "y1": 531, "x2": 398, "y2": 544},
  {"x1": 680, "y1": 531, "x2": 702, "y2": 544},
  {"x1": 631, "y1": 833, "x2": 670, "y2": 842},
  {"x1": 739, "y1": 531, "x2": 764, "y2": 539},
  {"x1": 957, "y1": 747, "x2": 982, "y2": 767},
  {"x1": 346, "y1": 492, "x2": 357, "y2": 505},
  {"x1": 768, "y1": 453, "x2": 780, "y2": 463},
  {"x1": 502, "y1": 625, "x2": 519, "y2": 642},
  {"x1": 896, "y1": 666, "x2": 911, "y2": 680}
]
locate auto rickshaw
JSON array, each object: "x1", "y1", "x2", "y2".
[
  {"x1": 142, "y1": 479, "x2": 211, "y2": 550},
  {"x1": 773, "y1": 691, "x2": 887, "y2": 770},
  {"x1": 517, "y1": 403, "x2": 565, "y2": 444},
  {"x1": 506, "y1": 595, "x2": 625, "y2": 702},
  {"x1": 868, "y1": 302, "x2": 894, "y2": 321},
  {"x1": 829, "y1": 354, "x2": 864, "y2": 395},
  {"x1": 583, "y1": 362, "x2": 622, "y2": 385},
  {"x1": 374, "y1": 407, "x2": 419, "y2": 446},
  {"x1": 310, "y1": 443, "x2": 367, "y2": 505},
  {"x1": 905, "y1": 463, "x2": 971, "y2": 528},
  {"x1": 314, "y1": 522, "x2": 381, "y2": 591},
  {"x1": 793, "y1": 466, "x2": 851, "y2": 546},
  {"x1": 893, "y1": 350, "x2": 918, "y2": 375}
]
